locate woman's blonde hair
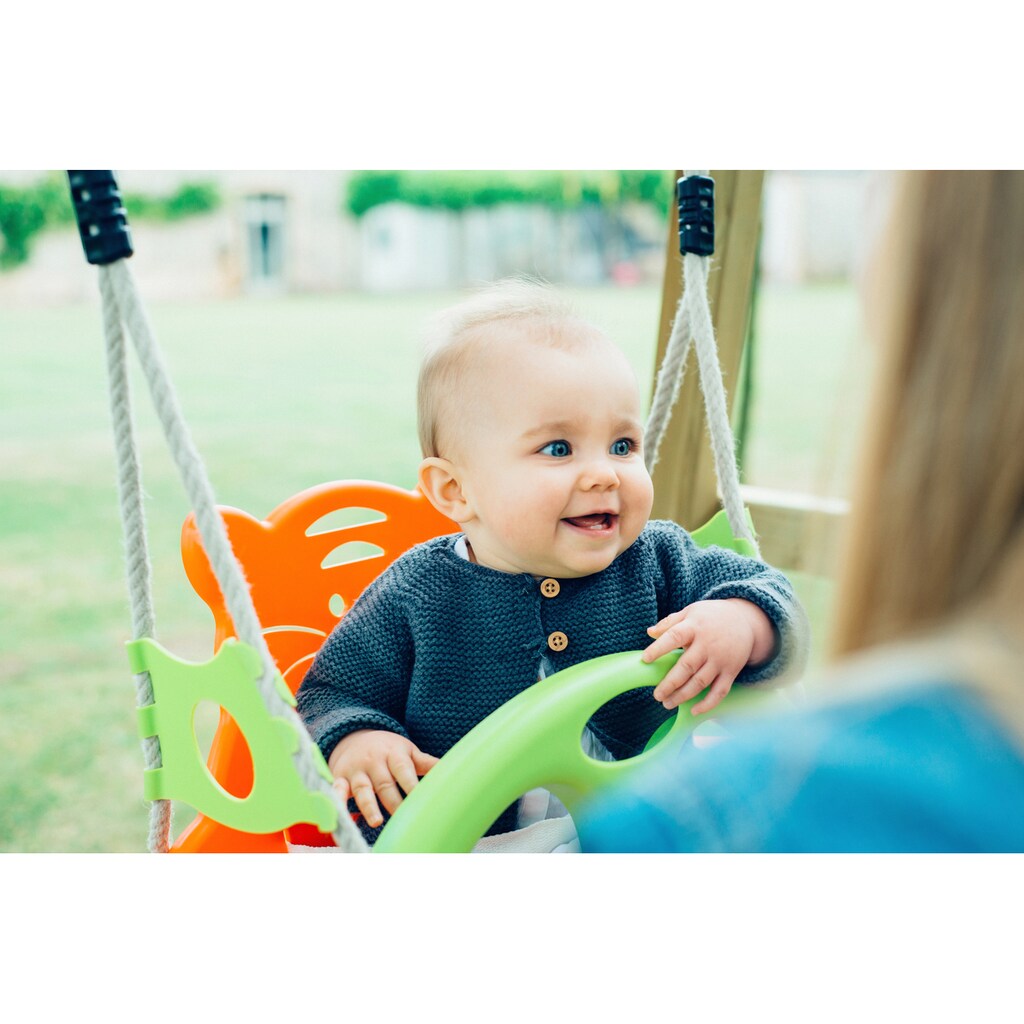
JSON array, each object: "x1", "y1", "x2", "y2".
[
  {"x1": 831, "y1": 171, "x2": 1024, "y2": 658},
  {"x1": 416, "y1": 278, "x2": 597, "y2": 458}
]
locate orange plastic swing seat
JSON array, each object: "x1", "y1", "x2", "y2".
[{"x1": 170, "y1": 480, "x2": 456, "y2": 853}]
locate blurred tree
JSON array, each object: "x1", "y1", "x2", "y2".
[
  {"x1": 343, "y1": 170, "x2": 671, "y2": 217},
  {"x1": 0, "y1": 173, "x2": 221, "y2": 271},
  {"x1": 0, "y1": 184, "x2": 48, "y2": 269}
]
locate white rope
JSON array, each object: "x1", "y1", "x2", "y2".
[
  {"x1": 644, "y1": 291, "x2": 693, "y2": 473},
  {"x1": 685, "y1": 253, "x2": 757, "y2": 552},
  {"x1": 101, "y1": 270, "x2": 172, "y2": 853},
  {"x1": 644, "y1": 171, "x2": 759, "y2": 556},
  {"x1": 102, "y1": 259, "x2": 368, "y2": 854}
]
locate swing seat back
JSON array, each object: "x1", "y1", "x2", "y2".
[{"x1": 172, "y1": 480, "x2": 456, "y2": 852}]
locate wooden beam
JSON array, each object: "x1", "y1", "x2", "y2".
[
  {"x1": 649, "y1": 170, "x2": 765, "y2": 530},
  {"x1": 739, "y1": 485, "x2": 848, "y2": 578}
]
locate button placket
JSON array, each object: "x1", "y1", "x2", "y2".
[{"x1": 539, "y1": 578, "x2": 567, "y2": 653}]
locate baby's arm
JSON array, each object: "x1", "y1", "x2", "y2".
[
  {"x1": 642, "y1": 598, "x2": 775, "y2": 715},
  {"x1": 327, "y1": 730, "x2": 439, "y2": 828},
  {"x1": 297, "y1": 571, "x2": 436, "y2": 828},
  {"x1": 639, "y1": 521, "x2": 809, "y2": 716}
]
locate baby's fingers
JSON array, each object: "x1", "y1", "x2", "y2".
[
  {"x1": 642, "y1": 619, "x2": 697, "y2": 665},
  {"x1": 389, "y1": 751, "x2": 426, "y2": 798},
  {"x1": 370, "y1": 766, "x2": 406, "y2": 818},
  {"x1": 332, "y1": 774, "x2": 351, "y2": 805},
  {"x1": 646, "y1": 608, "x2": 690, "y2": 640},
  {"x1": 690, "y1": 674, "x2": 733, "y2": 716},
  {"x1": 651, "y1": 660, "x2": 691, "y2": 704},
  {"x1": 349, "y1": 771, "x2": 384, "y2": 828},
  {"x1": 411, "y1": 747, "x2": 441, "y2": 776},
  {"x1": 653, "y1": 653, "x2": 709, "y2": 706}
]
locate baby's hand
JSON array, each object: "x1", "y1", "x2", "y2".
[
  {"x1": 327, "y1": 730, "x2": 440, "y2": 829},
  {"x1": 642, "y1": 598, "x2": 774, "y2": 716}
]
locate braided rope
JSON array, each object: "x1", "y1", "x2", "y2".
[
  {"x1": 102, "y1": 260, "x2": 368, "y2": 853},
  {"x1": 644, "y1": 291, "x2": 693, "y2": 473},
  {"x1": 684, "y1": 253, "x2": 758, "y2": 552},
  {"x1": 644, "y1": 171, "x2": 759, "y2": 556},
  {"x1": 100, "y1": 270, "x2": 172, "y2": 853}
]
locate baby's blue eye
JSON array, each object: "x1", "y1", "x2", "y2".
[
  {"x1": 540, "y1": 440, "x2": 571, "y2": 458},
  {"x1": 610, "y1": 438, "x2": 635, "y2": 457}
]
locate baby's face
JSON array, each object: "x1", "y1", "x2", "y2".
[{"x1": 452, "y1": 327, "x2": 653, "y2": 578}]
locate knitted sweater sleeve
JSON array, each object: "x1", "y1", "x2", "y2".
[
  {"x1": 649, "y1": 519, "x2": 809, "y2": 685},
  {"x1": 296, "y1": 570, "x2": 414, "y2": 763},
  {"x1": 584, "y1": 522, "x2": 808, "y2": 761}
]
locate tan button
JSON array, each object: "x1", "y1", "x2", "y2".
[
  {"x1": 540, "y1": 578, "x2": 560, "y2": 598},
  {"x1": 547, "y1": 631, "x2": 568, "y2": 652}
]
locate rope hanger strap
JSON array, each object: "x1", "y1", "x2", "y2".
[
  {"x1": 102, "y1": 260, "x2": 368, "y2": 854},
  {"x1": 71, "y1": 171, "x2": 368, "y2": 854},
  {"x1": 643, "y1": 170, "x2": 758, "y2": 557},
  {"x1": 100, "y1": 268, "x2": 170, "y2": 853}
]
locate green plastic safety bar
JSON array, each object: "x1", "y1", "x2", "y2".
[
  {"x1": 130, "y1": 637, "x2": 338, "y2": 836},
  {"x1": 373, "y1": 649, "x2": 699, "y2": 853}
]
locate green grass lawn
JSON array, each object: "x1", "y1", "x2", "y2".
[{"x1": 0, "y1": 281, "x2": 869, "y2": 852}]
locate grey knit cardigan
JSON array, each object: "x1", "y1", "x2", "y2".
[{"x1": 297, "y1": 519, "x2": 808, "y2": 839}]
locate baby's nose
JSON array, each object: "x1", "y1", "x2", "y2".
[{"x1": 580, "y1": 458, "x2": 620, "y2": 489}]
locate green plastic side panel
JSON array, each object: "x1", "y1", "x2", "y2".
[
  {"x1": 129, "y1": 637, "x2": 337, "y2": 836},
  {"x1": 690, "y1": 507, "x2": 758, "y2": 559}
]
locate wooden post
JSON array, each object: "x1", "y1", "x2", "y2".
[{"x1": 649, "y1": 170, "x2": 764, "y2": 530}]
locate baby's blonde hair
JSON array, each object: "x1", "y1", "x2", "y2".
[{"x1": 417, "y1": 278, "x2": 602, "y2": 458}]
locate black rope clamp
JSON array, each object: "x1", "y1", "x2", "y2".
[
  {"x1": 67, "y1": 170, "x2": 134, "y2": 265},
  {"x1": 677, "y1": 174, "x2": 714, "y2": 257}
]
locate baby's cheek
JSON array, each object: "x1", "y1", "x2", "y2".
[
  {"x1": 633, "y1": 469, "x2": 654, "y2": 513},
  {"x1": 508, "y1": 520, "x2": 546, "y2": 557}
]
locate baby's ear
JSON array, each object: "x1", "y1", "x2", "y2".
[{"x1": 418, "y1": 457, "x2": 474, "y2": 523}]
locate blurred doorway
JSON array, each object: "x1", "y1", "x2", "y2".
[{"x1": 245, "y1": 193, "x2": 286, "y2": 291}]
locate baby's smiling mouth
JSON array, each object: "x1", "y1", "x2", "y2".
[{"x1": 562, "y1": 513, "x2": 618, "y2": 531}]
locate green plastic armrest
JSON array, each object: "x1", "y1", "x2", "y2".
[{"x1": 130, "y1": 637, "x2": 338, "y2": 836}]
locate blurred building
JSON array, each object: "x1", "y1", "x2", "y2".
[
  {"x1": 0, "y1": 170, "x2": 871, "y2": 305},
  {"x1": 761, "y1": 170, "x2": 872, "y2": 285},
  {"x1": 0, "y1": 170, "x2": 358, "y2": 304},
  {"x1": 358, "y1": 200, "x2": 665, "y2": 292}
]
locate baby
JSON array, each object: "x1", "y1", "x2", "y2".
[{"x1": 297, "y1": 279, "x2": 807, "y2": 842}]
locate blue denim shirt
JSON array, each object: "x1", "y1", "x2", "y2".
[{"x1": 576, "y1": 681, "x2": 1024, "y2": 853}]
